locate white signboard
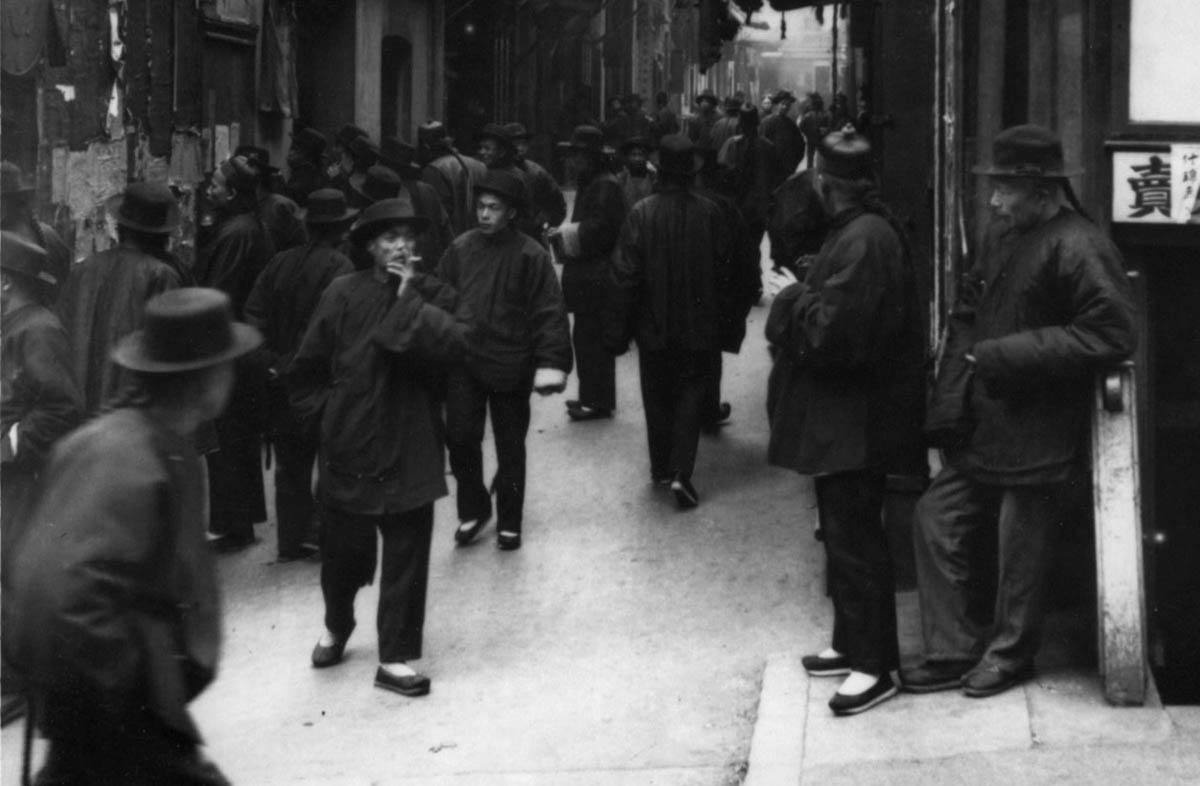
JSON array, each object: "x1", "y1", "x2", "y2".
[{"x1": 1112, "y1": 146, "x2": 1200, "y2": 225}]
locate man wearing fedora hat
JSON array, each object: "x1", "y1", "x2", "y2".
[
  {"x1": 548, "y1": 125, "x2": 627, "y2": 422},
  {"x1": 1, "y1": 162, "x2": 71, "y2": 307},
  {"x1": 0, "y1": 232, "x2": 81, "y2": 725},
  {"x1": 196, "y1": 155, "x2": 277, "y2": 551},
  {"x1": 283, "y1": 126, "x2": 331, "y2": 207},
  {"x1": 476, "y1": 123, "x2": 546, "y2": 242},
  {"x1": 245, "y1": 189, "x2": 356, "y2": 562},
  {"x1": 377, "y1": 137, "x2": 454, "y2": 273},
  {"x1": 57, "y1": 181, "x2": 183, "y2": 417},
  {"x1": 7, "y1": 287, "x2": 258, "y2": 783},
  {"x1": 765, "y1": 127, "x2": 926, "y2": 715},
  {"x1": 905, "y1": 124, "x2": 1137, "y2": 699},
  {"x1": 288, "y1": 195, "x2": 472, "y2": 695},
  {"x1": 761, "y1": 89, "x2": 805, "y2": 176},
  {"x1": 688, "y1": 89, "x2": 720, "y2": 150},
  {"x1": 719, "y1": 103, "x2": 785, "y2": 259},
  {"x1": 504, "y1": 122, "x2": 568, "y2": 240},
  {"x1": 418, "y1": 120, "x2": 488, "y2": 238},
  {"x1": 605, "y1": 135, "x2": 740, "y2": 508},
  {"x1": 436, "y1": 170, "x2": 571, "y2": 551}
]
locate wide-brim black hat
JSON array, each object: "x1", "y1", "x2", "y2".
[
  {"x1": 478, "y1": 123, "x2": 514, "y2": 149},
  {"x1": 348, "y1": 195, "x2": 430, "y2": 246},
  {"x1": 1, "y1": 231, "x2": 58, "y2": 291},
  {"x1": 474, "y1": 170, "x2": 526, "y2": 208},
  {"x1": 378, "y1": 137, "x2": 422, "y2": 178},
  {"x1": 972, "y1": 124, "x2": 1082, "y2": 178},
  {"x1": 1, "y1": 161, "x2": 34, "y2": 196},
  {"x1": 503, "y1": 122, "x2": 531, "y2": 141},
  {"x1": 302, "y1": 188, "x2": 358, "y2": 225},
  {"x1": 105, "y1": 182, "x2": 181, "y2": 235},
  {"x1": 112, "y1": 288, "x2": 262, "y2": 373},
  {"x1": 620, "y1": 136, "x2": 654, "y2": 155},
  {"x1": 696, "y1": 89, "x2": 718, "y2": 107},
  {"x1": 656, "y1": 134, "x2": 702, "y2": 176},
  {"x1": 291, "y1": 127, "x2": 328, "y2": 159},
  {"x1": 556, "y1": 125, "x2": 605, "y2": 155},
  {"x1": 351, "y1": 165, "x2": 403, "y2": 205}
]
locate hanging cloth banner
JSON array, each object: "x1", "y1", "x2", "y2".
[{"x1": 2, "y1": 0, "x2": 66, "y2": 75}]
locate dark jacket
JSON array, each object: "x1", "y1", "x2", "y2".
[
  {"x1": 766, "y1": 208, "x2": 926, "y2": 476},
  {"x1": 718, "y1": 134, "x2": 785, "y2": 226},
  {"x1": 768, "y1": 169, "x2": 829, "y2": 271},
  {"x1": 196, "y1": 210, "x2": 276, "y2": 318},
  {"x1": 57, "y1": 245, "x2": 181, "y2": 416},
  {"x1": 709, "y1": 115, "x2": 741, "y2": 154},
  {"x1": 259, "y1": 192, "x2": 308, "y2": 252},
  {"x1": 422, "y1": 151, "x2": 488, "y2": 237},
  {"x1": 561, "y1": 172, "x2": 626, "y2": 314},
  {"x1": 7, "y1": 408, "x2": 221, "y2": 743},
  {"x1": 605, "y1": 186, "x2": 737, "y2": 354},
  {"x1": 244, "y1": 241, "x2": 353, "y2": 436},
  {"x1": 403, "y1": 177, "x2": 455, "y2": 274},
  {"x1": 436, "y1": 227, "x2": 572, "y2": 391},
  {"x1": 287, "y1": 271, "x2": 472, "y2": 515},
  {"x1": 696, "y1": 185, "x2": 763, "y2": 352},
  {"x1": 945, "y1": 209, "x2": 1137, "y2": 485},
  {"x1": 1, "y1": 302, "x2": 81, "y2": 472},
  {"x1": 760, "y1": 112, "x2": 805, "y2": 175},
  {"x1": 282, "y1": 163, "x2": 329, "y2": 207},
  {"x1": 688, "y1": 107, "x2": 720, "y2": 150},
  {"x1": 516, "y1": 157, "x2": 568, "y2": 233}
]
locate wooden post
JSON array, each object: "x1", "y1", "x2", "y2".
[{"x1": 1092, "y1": 362, "x2": 1148, "y2": 706}]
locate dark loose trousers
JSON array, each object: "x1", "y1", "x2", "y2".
[
  {"x1": 913, "y1": 465, "x2": 1061, "y2": 671},
  {"x1": 273, "y1": 432, "x2": 318, "y2": 555},
  {"x1": 572, "y1": 312, "x2": 616, "y2": 411},
  {"x1": 815, "y1": 470, "x2": 899, "y2": 676},
  {"x1": 320, "y1": 504, "x2": 434, "y2": 662},
  {"x1": 445, "y1": 373, "x2": 531, "y2": 533},
  {"x1": 637, "y1": 348, "x2": 719, "y2": 481}
]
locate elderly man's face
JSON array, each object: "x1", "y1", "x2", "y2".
[
  {"x1": 367, "y1": 224, "x2": 419, "y2": 275},
  {"x1": 989, "y1": 178, "x2": 1045, "y2": 231}
]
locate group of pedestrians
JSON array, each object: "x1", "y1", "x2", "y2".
[{"x1": 0, "y1": 88, "x2": 1138, "y2": 782}]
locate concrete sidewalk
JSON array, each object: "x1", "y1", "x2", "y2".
[{"x1": 744, "y1": 593, "x2": 1200, "y2": 785}]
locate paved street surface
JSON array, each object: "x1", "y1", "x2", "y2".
[{"x1": 5, "y1": 222, "x2": 1200, "y2": 784}]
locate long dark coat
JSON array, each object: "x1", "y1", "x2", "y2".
[
  {"x1": 760, "y1": 112, "x2": 805, "y2": 175},
  {"x1": 605, "y1": 187, "x2": 738, "y2": 354},
  {"x1": 436, "y1": 226, "x2": 572, "y2": 392},
  {"x1": 6, "y1": 408, "x2": 221, "y2": 743},
  {"x1": 766, "y1": 208, "x2": 926, "y2": 476},
  {"x1": 0, "y1": 302, "x2": 81, "y2": 575},
  {"x1": 56, "y1": 245, "x2": 181, "y2": 416},
  {"x1": 944, "y1": 210, "x2": 1137, "y2": 485},
  {"x1": 244, "y1": 240, "x2": 352, "y2": 436},
  {"x1": 560, "y1": 172, "x2": 626, "y2": 315},
  {"x1": 422, "y1": 151, "x2": 488, "y2": 237},
  {"x1": 287, "y1": 271, "x2": 472, "y2": 515}
]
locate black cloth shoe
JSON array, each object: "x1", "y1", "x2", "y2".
[
  {"x1": 277, "y1": 544, "x2": 319, "y2": 563},
  {"x1": 702, "y1": 402, "x2": 732, "y2": 432},
  {"x1": 567, "y1": 405, "x2": 612, "y2": 421},
  {"x1": 211, "y1": 533, "x2": 259, "y2": 554},
  {"x1": 670, "y1": 474, "x2": 699, "y2": 509},
  {"x1": 497, "y1": 530, "x2": 522, "y2": 551},
  {"x1": 311, "y1": 638, "x2": 347, "y2": 668},
  {"x1": 651, "y1": 473, "x2": 672, "y2": 487},
  {"x1": 454, "y1": 513, "x2": 491, "y2": 546},
  {"x1": 962, "y1": 663, "x2": 1033, "y2": 698},
  {"x1": 802, "y1": 652, "x2": 852, "y2": 677},
  {"x1": 374, "y1": 666, "x2": 431, "y2": 697},
  {"x1": 829, "y1": 673, "x2": 898, "y2": 716},
  {"x1": 900, "y1": 659, "x2": 975, "y2": 693}
]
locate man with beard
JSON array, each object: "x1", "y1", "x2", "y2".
[
  {"x1": 288, "y1": 196, "x2": 472, "y2": 695},
  {"x1": 905, "y1": 125, "x2": 1137, "y2": 699},
  {"x1": 1, "y1": 162, "x2": 70, "y2": 305},
  {"x1": 0, "y1": 232, "x2": 81, "y2": 726},
  {"x1": 244, "y1": 189, "x2": 356, "y2": 562},
  {"x1": 437, "y1": 171, "x2": 571, "y2": 550},
  {"x1": 504, "y1": 122, "x2": 567, "y2": 241},
  {"x1": 760, "y1": 89, "x2": 805, "y2": 176},
  {"x1": 548, "y1": 126, "x2": 626, "y2": 422},
  {"x1": 418, "y1": 121, "x2": 488, "y2": 238},
  {"x1": 604, "y1": 135, "x2": 737, "y2": 508},
  {"x1": 194, "y1": 155, "x2": 275, "y2": 552},
  {"x1": 765, "y1": 128, "x2": 926, "y2": 715},
  {"x1": 283, "y1": 126, "x2": 330, "y2": 207},
  {"x1": 57, "y1": 182, "x2": 183, "y2": 417},
  {"x1": 617, "y1": 137, "x2": 657, "y2": 209},
  {"x1": 8, "y1": 287, "x2": 258, "y2": 784}
]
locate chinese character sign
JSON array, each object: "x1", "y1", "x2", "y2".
[
  {"x1": 1113, "y1": 146, "x2": 1200, "y2": 224},
  {"x1": 1171, "y1": 145, "x2": 1200, "y2": 223}
]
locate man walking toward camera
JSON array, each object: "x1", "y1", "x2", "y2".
[
  {"x1": 437, "y1": 171, "x2": 571, "y2": 551},
  {"x1": 905, "y1": 125, "x2": 1137, "y2": 699}
]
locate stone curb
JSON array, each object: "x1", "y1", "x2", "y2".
[{"x1": 743, "y1": 653, "x2": 807, "y2": 786}]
